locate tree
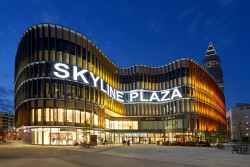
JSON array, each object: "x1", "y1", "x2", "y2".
[
  {"x1": 215, "y1": 123, "x2": 227, "y2": 145},
  {"x1": 226, "y1": 125, "x2": 232, "y2": 142},
  {"x1": 204, "y1": 129, "x2": 211, "y2": 143},
  {"x1": 233, "y1": 113, "x2": 247, "y2": 147},
  {"x1": 81, "y1": 120, "x2": 91, "y2": 140}
]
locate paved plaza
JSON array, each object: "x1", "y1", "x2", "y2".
[{"x1": 0, "y1": 141, "x2": 249, "y2": 167}]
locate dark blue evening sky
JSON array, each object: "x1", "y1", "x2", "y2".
[{"x1": 0, "y1": 0, "x2": 249, "y2": 113}]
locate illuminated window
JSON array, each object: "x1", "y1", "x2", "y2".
[
  {"x1": 67, "y1": 109, "x2": 73, "y2": 122},
  {"x1": 76, "y1": 110, "x2": 80, "y2": 123},
  {"x1": 111, "y1": 121, "x2": 118, "y2": 129},
  {"x1": 94, "y1": 114, "x2": 98, "y2": 126},
  {"x1": 45, "y1": 108, "x2": 50, "y2": 121},
  {"x1": 81, "y1": 111, "x2": 85, "y2": 123},
  {"x1": 105, "y1": 119, "x2": 110, "y2": 129},
  {"x1": 118, "y1": 121, "x2": 122, "y2": 129},
  {"x1": 50, "y1": 109, "x2": 54, "y2": 121},
  {"x1": 31, "y1": 109, "x2": 34, "y2": 123},
  {"x1": 37, "y1": 109, "x2": 42, "y2": 121},
  {"x1": 86, "y1": 112, "x2": 91, "y2": 125},
  {"x1": 58, "y1": 108, "x2": 64, "y2": 122},
  {"x1": 133, "y1": 121, "x2": 138, "y2": 130}
]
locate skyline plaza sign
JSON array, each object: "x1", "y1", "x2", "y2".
[{"x1": 53, "y1": 63, "x2": 183, "y2": 103}]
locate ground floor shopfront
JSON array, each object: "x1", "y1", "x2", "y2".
[{"x1": 21, "y1": 126, "x2": 202, "y2": 145}]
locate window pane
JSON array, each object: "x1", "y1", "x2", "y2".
[
  {"x1": 45, "y1": 108, "x2": 50, "y2": 121},
  {"x1": 67, "y1": 109, "x2": 73, "y2": 122},
  {"x1": 31, "y1": 109, "x2": 35, "y2": 123},
  {"x1": 50, "y1": 109, "x2": 54, "y2": 121},
  {"x1": 81, "y1": 111, "x2": 85, "y2": 123},
  {"x1": 76, "y1": 110, "x2": 80, "y2": 123},
  {"x1": 37, "y1": 109, "x2": 42, "y2": 121},
  {"x1": 58, "y1": 108, "x2": 64, "y2": 122}
]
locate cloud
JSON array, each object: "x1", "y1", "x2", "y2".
[
  {"x1": 0, "y1": 86, "x2": 14, "y2": 112},
  {"x1": 7, "y1": 25, "x2": 20, "y2": 39},
  {"x1": 178, "y1": 6, "x2": 196, "y2": 20},
  {"x1": 0, "y1": 71, "x2": 13, "y2": 80},
  {"x1": 217, "y1": 0, "x2": 235, "y2": 7},
  {"x1": 41, "y1": 11, "x2": 60, "y2": 23},
  {"x1": 204, "y1": 18, "x2": 215, "y2": 29},
  {"x1": 34, "y1": 11, "x2": 60, "y2": 24},
  {"x1": 0, "y1": 86, "x2": 13, "y2": 97},
  {"x1": 187, "y1": 13, "x2": 203, "y2": 33},
  {"x1": 149, "y1": 20, "x2": 161, "y2": 33},
  {"x1": 217, "y1": 35, "x2": 236, "y2": 49},
  {"x1": 0, "y1": 98, "x2": 14, "y2": 113}
]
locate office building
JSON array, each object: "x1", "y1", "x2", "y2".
[
  {"x1": 203, "y1": 42, "x2": 224, "y2": 91},
  {"x1": 226, "y1": 103, "x2": 250, "y2": 142}
]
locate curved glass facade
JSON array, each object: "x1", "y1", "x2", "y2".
[{"x1": 15, "y1": 24, "x2": 226, "y2": 145}]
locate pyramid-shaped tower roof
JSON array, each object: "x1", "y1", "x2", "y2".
[{"x1": 205, "y1": 42, "x2": 217, "y2": 56}]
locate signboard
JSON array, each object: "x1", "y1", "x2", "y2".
[
  {"x1": 54, "y1": 63, "x2": 183, "y2": 103},
  {"x1": 90, "y1": 135, "x2": 97, "y2": 146}
]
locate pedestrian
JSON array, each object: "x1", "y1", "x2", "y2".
[
  {"x1": 122, "y1": 140, "x2": 126, "y2": 145},
  {"x1": 144, "y1": 139, "x2": 147, "y2": 145},
  {"x1": 127, "y1": 140, "x2": 130, "y2": 146}
]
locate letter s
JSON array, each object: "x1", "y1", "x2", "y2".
[{"x1": 54, "y1": 63, "x2": 70, "y2": 79}]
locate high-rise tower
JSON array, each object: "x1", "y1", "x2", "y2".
[{"x1": 203, "y1": 42, "x2": 224, "y2": 91}]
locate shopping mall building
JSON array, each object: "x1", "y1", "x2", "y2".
[{"x1": 15, "y1": 24, "x2": 226, "y2": 145}]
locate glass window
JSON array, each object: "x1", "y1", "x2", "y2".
[
  {"x1": 86, "y1": 112, "x2": 91, "y2": 125},
  {"x1": 81, "y1": 111, "x2": 85, "y2": 123},
  {"x1": 37, "y1": 109, "x2": 42, "y2": 121},
  {"x1": 76, "y1": 110, "x2": 80, "y2": 123},
  {"x1": 31, "y1": 109, "x2": 34, "y2": 123},
  {"x1": 70, "y1": 42, "x2": 75, "y2": 55},
  {"x1": 58, "y1": 108, "x2": 64, "y2": 122},
  {"x1": 113, "y1": 121, "x2": 118, "y2": 129},
  {"x1": 94, "y1": 114, "x2": 98, "y2": 126},
  {"x1": 105, "y1": 119, "x2": 110, "y2": 129},
  {"x1": 66, "y1": 84, "x2": 71, "y2": 98},
  {"x1": 53, "y1": 109, "x2": 57, "y2": 122},
  {"x1": 56, "y1": 38, "x2": 62, "y2": 51},
  {"x1": 45, "y1": 82, "x2": 50, "y2": 97},
  {"x1": 45, "y1": 108, "x2": 50, "y2": 121},
  {"x1": 59, "y1": 83, "x2": 64, "y2": 97},
  {"x1": 177, "y1": 119, "x2": 183, "y2": 128},
  {"x1": 67, "y1": 109, "x2": 73, "y2": 122},
  {"x1": 72, "y1": 85, "x2": 77, "y2": 98},
  {"x1": 132, "y1": 121, "x2": 138, "y2": 130},
  {"x1": 50, "y1": 109, "x2": 54, "y2": 122},
  {"x1": 43, "y1": 129, "x2": 50, "y2": 145}
]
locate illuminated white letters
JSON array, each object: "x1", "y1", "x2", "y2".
[
  {"x1": 160, "y1": 91, "x2": 170, "y2": 101},
  {"x1": 116, "y1": 91, "x2": 124, "y2": 102},
  {"x1": 53, "y1": 63, "x2": 183, "y2": 103},
  {"x1": 140, "y1": 92, "x2": 148, "y2": 102},
  {"x1": 73, "y1": 66, "x2": 89, "y2": 84},
  {"x1": 171, "y1": 88, "x2": 182, "y2": 99},
  {"x1": 89, "y1": 72, "x2": 100, "y2": 87},
  {"x1": 54, "y1": 63, "x2": 70, "y2": 78},
  {"x1": 149, "y1": 92, "x2": 160, "y2": 102},
  {"x1": 130, "y1": 92, "x2": 139, "y2": 102},
  {"x1": 109, "y1": 87, "x2": 116, "y2": 99},
  {"x1": 100, "y1": 79, "x2": 107, "y2": 93}
]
